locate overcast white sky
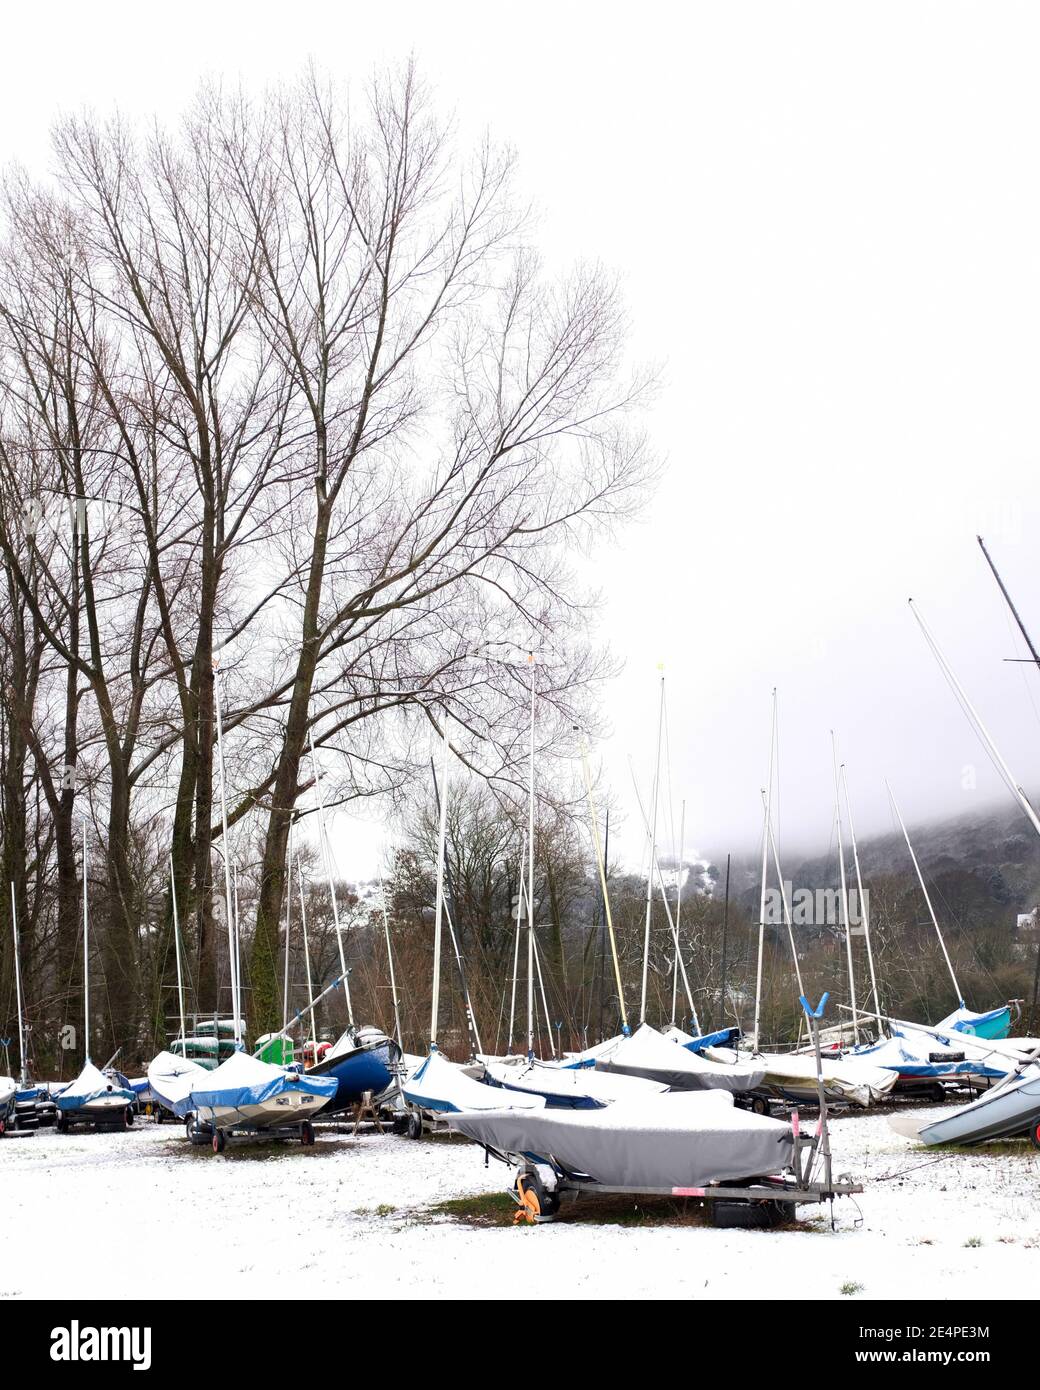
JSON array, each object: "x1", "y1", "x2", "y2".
[{"x1": 6, "y1": 2, "x2": 1040, "y2": 876}]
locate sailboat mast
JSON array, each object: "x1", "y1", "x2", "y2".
[
  {"x1": 169, "y1": 856, "x2": 187, "y2": 1047},
  {"x1": 430, "y1": 719, "x2": 451, "y2": 1049},
  {"x1": 977, "y1": 534, "x2": 1040, "y2": 669},
  {"x1": 282, "y1": 823, "x2": 293, "y2": 1030},
  {"x1": 299, "y1": 854, "x2": 317, "y2": 1046},
  {"x1": 640, "y1": 672, "x2": 665, "y2": 1024},
  {"x1": 887, "y1": 780, "x2": 962, "y2": 1005},
  {"x1": 578, "y1": 734, "x2": 628, "y2": 1033},
  {"x1": 763, "y1": 796, "x2": 805, "y2": 999},
  {"x1": 832, "y1": 733, "x2": 860, "y2": 1044},
  {"x1": 508, "y1": 834, "x2": 525, "y2": 1051},
  {"x1": 379, "y1": 858, "x2": 403, "y2": 1051},
  {"x1": 841, "y1": 766, "x2": 881, "y2": 1017},
  {"x1": 719, "y1": 853, "x2": 731, "y2": 1028},
  {"x1": 308, "y1": 728, "x2": 353, "y2": 1027},
  {"x1": 430, "y1": 755, "x2": 483, "y2": 1057},
  {"x1": 212, "y1": 665, "x2": 241, "y2": 1044},
  {"x1": 753, "y1": 690, "x2": 778, "y2": 1051},
  {"x1": 527, "y1": 657, "x2": 536, "y2": 1059},
  {"x1": 671, "y1": 799, "x2": 685, "y2": 1027},
  {"x1": 10, "y1": 882, "x2": 27, "y2": 1084},
  {"x1": 82, "y1": 820, "x2": 90, "y2": 1062}
]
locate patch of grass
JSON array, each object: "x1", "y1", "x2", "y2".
[
  {"x1": 429, "y1": 1190, "x2": 818, "y2": 1231},
  {"x1": 840, "y1": 1281, "x2": 864, "y2": 1296},
  {"x1": 944, "y1": 1140, "x2": 1039, "y2": 1157},
  {"x1": 374, "y1": 1203, "x2": 396, "y2": 1218},
  {"x1": 161, "y1": 1138, "x2": 353, "y2": 1161},
  {"x1": 431, "y1": 1192, "x2": 517, "y2": 1227},
  {"x1": 963, "y1": 1236, "x2": 982, "y2": 1248}
]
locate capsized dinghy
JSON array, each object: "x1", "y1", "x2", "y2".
[
  {"x1": 915, "y1": 1057, "x2": 1040, "y2": 1147},
  {"x1": 403, "y1": 1048, "x2": 545, "y2": 1113},
  {"x1": 55, "y1": 1062, "x2": 136, "y2": 1128},
  {"x1": 481, "y1": 1057, "x2": 667, "y2": 1109},
  {"x1": 171, "y1": 1051, "x2": 336, "y2": 1133},
  {"x1": 595, "y1": 1023, "x2": 765, "y2": 1093},
  {"x1": 447, "y1": 1089, "x2": 794, "y2": 1188}
]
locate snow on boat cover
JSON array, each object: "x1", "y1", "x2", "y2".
[
  {"x1": 595, "y1": 1023, "x2": 765, "y2": 1093},
  {"x1": 55, "y1": 1062, "x2": 136, "y2": 1113},
  {"x1": 446, "y1": 1089, "x2": 794, "y2": 1188},
  {"x1": 165, "y1": 1050, "x2": 337, "y2": 1121},
  {"x1": 402, "y1": 1049, "x2": 545, "y2": 1113},
  {"x1": 482, "y1": 1057, "x2": 666, "y2": 1108},
  {"x1": 146, "y1": 1050, "x2": 208, "y2": 1112}
]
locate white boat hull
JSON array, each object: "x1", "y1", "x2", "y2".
[{"x1": 197, "y1": 1086, "x2": 327, "y2": 1132}]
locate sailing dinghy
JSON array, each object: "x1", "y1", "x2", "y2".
[
  {"x1": 403, "y1": 1047, "x2": 545, "y2": 1114},
  {"x1": 305, "y1": 1024, "x2": 400, "y2": 1111},
  {"x1": 55, "y1": 1061, "x2": 136, "y2": 1130},
  {"x1": 595, "y1": 1023, "x2": 765, "y2": 1093},
  {"x1": 164, "y1": 1051, "x2": 337, "y2": 1150},
  {"x1": 914, "y1": 1057, "x2": 1040, "y2": 1147},
  {"x1": 447, "y1": 1089, "x2": 794, "y2": 1188},
  {"x1": 481, "y1": 1056, "x2": 666, "y2": 1109}
]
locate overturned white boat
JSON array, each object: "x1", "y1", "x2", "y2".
[
  {"x1": 595, "y1": 1024, "x2": 765, "y2": 1094},
  {"x1": 915, "y1": 1057, "x2": 1040, "y2": 1147},
  {"x1": 447, "y1": 1089, "x2": 794, "y2": 1188},
  {"x1": 481, "y1": 1056, "x2": 666, "y2": 1109},
  {"x1": 403, "y1": 1048, "x2": 545, "y2": 1114}
]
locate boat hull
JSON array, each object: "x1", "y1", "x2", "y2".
[
  {"x1": 307, "y1": 1036, "x2": 398, "y2": 1111},
  {"x1": 196, "y1": 1086, "x2": 329, "y2": 1132},
  {"x1": 918, "y1": 1065, "x2": 1040, "y2": 1146}
]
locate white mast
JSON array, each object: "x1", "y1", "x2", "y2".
[
  {"x1": 841, "y1": 765, "x2": 881, "y2": 1017},
  {"x1": 508, "y1": 835, "x2": 526, "y2": 1051},
  {"x1": 832, "y1": 732, "x2": 860, "y2": 1044},
  {"x1": 379, "y1": 856, "x2": 403, "y2": 1050},
  {"x1": 639, "y1": 671, "x2": 665, "y2": 1025},
  {"x1": 753, "y1": 690, "x2": 778, "y2": 1051},
  {"x1": 910, "y1": 599, "x2": 1040, "y2": 839},
  {"x1": 577, "y1": 731, "x2": 628, "y2": 1033},
  {"x1": 763, "y1": 797, "x2": 805, "y2": 998},
  {"x1": 169, "y1": 856, "x2": 187, "y2": 1048},
  {"x1": 671, "y1": 800, "x2": 685, "y2": 1026},
  {"x1": 282, "y1": 822, "x2": 293, "y2": 1030},
  {"x1": 10, "y1": 883, "x2": 27, "y2": 1084},
  {"x1": 82, "y1": 820, "x2": 90, "y2": 1062},
  {"x1": 887, "y1": 779, "x2": 962, "y2": 1005},
  {"x1": 430, "y1": 719, "x2": 451, "y2": 1049},
  {"x1": 299, "y1": 852, "x2": 317, "y2": 1048},
  {"x1": 212, "y1": 664, "x2": 241, "y2": 1044},
  {"x1": 308, "y1": 727, "x2": 353, "y2": 1027},
  {"x1": 526, "y1": 656, "x2": 536, "y2": 1059}
]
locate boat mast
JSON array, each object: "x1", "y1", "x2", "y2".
[
  {"x1": 282, "y1": 822, "x2": 293, "y2": 1030},
  {"x1": 753, "y1": 690, "x2": 778, "y2": 1052},
  {"x1": 169, "y1": 856, "x2": 187, "y2": 1048},
  {"x1": 977, "y1": 534, "x2": 1040, "y2": 670},
  {"x1": 886, "y1": 779, "x2": 962, "y2": 1006},
  {"x1": 298, "y1": 851, "x2": 317, "y2": 1047},
  {"x1": 763, "y1": 795, "x2": 805, "y2": 998},
  {"x1": 430, "y1": 719, "x2": 451, "y2": 1050},
  {"x1": 639, "y1": 672, "x2": 665, "y2": 1025},
  {"x1": 10, "y1": 882, "x2": 27, "y2": 1084},
  {"x1": 430, "y1": 755, "x2": 483, "y2": 1057},
  {"x1": 380, "y1": 851, "x2": 403, "y2": 1051},
  {"x1": 82, "y1": 819, "x2": 90, "y2": 1063},
  {"x1": 508, "y1": 834, "x2": 526, "y2": 1052},
  {"x1": 719, "y1": 853, "x2": 731, "y2": 1028},
  {"x1": 578, "y1": 734, "x2": 628, "y2": 1034},
  {"x1": 841, "y1": 765, "x2": 881, "y2": 1018},
  {"x1": 832, "y1": 733, "x2": 860, "y2": 1044},
  {"x1": 308, "y1": 727, "x2": 353, "y2": 1027},
  {"x1": 526, "y1": 656, "x2": 536, "y2": 1060},
  {"x1": 212, "y1": 664, "x2": 241, "y2": 1045},
  {"x1": 671, "y1": 800, "x2": 685, "y2": 1027}
]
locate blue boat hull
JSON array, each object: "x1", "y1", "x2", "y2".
[{"x1": 308, "y1": 1038, "x2": 398, "y2": 1111}]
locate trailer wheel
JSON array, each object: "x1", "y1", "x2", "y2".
[
  {"x1": 125, "y1": 1106, "x2": 135, "y2": 1128},
  {"x1": 406, "y1": 1111, "x2": 424, "y2": 1140},
  {"x1": 56, "y1": 1112, "x2": 69, "y2": 1134},
  {"x1": 516, "y1": 1170, "x2": 559, "y2": 1218},
  {"x1": 301, "y1": 1121, "x2": 316, "y2": 1146},
  {"x1": 1029, "y1": 1121, "x2": 1040, "y2": 1151},
  {"x1": 186, "y1": 1117, "x2": 208, "y2": 1146},
  {"x1": 749, "y1": 1096, "x2": 770, "y2": 1116},
  {"x1": 212, "y1": 1129, "x2": 226, "y2": 1154},
  {"x1": 391, "y1": 1114, "x2": 409, "y2": 1136}
]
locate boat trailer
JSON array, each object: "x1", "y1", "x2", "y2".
[{"x1": 184, "y1": 1115, "x2": 318, "y2": 1153}]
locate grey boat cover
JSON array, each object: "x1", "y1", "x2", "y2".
[
  {"x1": 918, "y1": 1059, "x2": 1040, "y2": 1147},
  {"x1": 482, "y1": 1058, "x2": 666, "y2": 1106},
  {"x1": 446, "y1": 1089, "x2": 793, "y2": 1187},
  {"x1": 595, "y1": 1024, "x2": 765, "y2": 1093}
]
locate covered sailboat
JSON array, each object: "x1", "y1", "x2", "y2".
[
  {"x1": 595, "y1": 1023, "x2": 765, "y2": 1094},
  {"x1": 172, "y1": 1050, "x2": 337, "y2": 1145},
  {"x1": 404, "y1": 1047, "x2": 545, "y2": 1114},
  {"x1": 933, "y1": 1004, "x2": 1012, "y2": 1040},
  {"x1": 55, "y1": 1062, "x2": 136, "y2": 1130},
  {"x1": 447, "y1": 1089, "x2": 794, "y2": 1188},
  {"x1": 146, "y1": 1050, "x2": 208, "y2": 1117},
  {"x1": 305, "y1": 1024, "x2": 400, "y2": 1111},
  {"x1": 481, "y1": 1056, "x2": 665, "y2": 1109}
]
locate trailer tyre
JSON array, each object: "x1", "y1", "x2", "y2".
[
  {"x1": 56, "y1": 1112, "x2": 69, "y2": 1134},
  {"x1": 391, "y1": 1114, "x2": 409, "y2": 1135},
  {"x1": 518, "y1": 1170, "x2": 559, "y2": 1217},
  {"x1": 301, "y1": 1121, "x2": 316, "y2": 1146},
  {"x1": 749, "y1": 1096, "x2": 770, "y2": 1116},
  {"x1": 1029, "y1": 1121, "x2": 1040, "y2": 1151},
  {"x1": 212, "y1": 1129, "x2": 226, "y2": 1154},
  {"x1": 125, "y1": 1106, "x2": 135, "y2": 1128},
  {"x1": 406, "y1": 1112, "x2": 424, "y2": 1140}
]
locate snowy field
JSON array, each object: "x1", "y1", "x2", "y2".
[{"x1": 2, "y1": 1106, "x2": 1037, "y2": 1301}]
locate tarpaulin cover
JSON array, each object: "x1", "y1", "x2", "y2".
[
  {"x1": 446, "y1": 1089, "x2": 794, "y2": 1187},
  {"x1": 933, "y1": 1005, "x2": 1012, "y2": 1040},
  {"x1": 918, "y1": 1059, "x2": 1040, "y2": 1146},
  {"x1": 712, "y1": 1048, "x2": 898, "y2": 1107},
  {"x1": 183, "y1": 1050, "x2": 336, "y2": 1119},
  {"x1": 402, "y1": 1049, "x2": 545, "y2": 1113},
  {"x1": 595, "y1": 1024, "x2": 765, "y2": 1093},
  {"x1": 146, "y1": 1050, "x2": 207, "y2": 1113},
  {"x1": 55, "y1": 1061, "x2": 136, "y2": 1112},
  {"x1": 482, "y1": 1058, "x2": 666, "y2": 1109}
]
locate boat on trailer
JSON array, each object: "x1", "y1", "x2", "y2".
[
  {"x1": 304, "y1": 1024, "x2": 400, "y2": 1111},
  {"x1": 594, "y1": 1023, "x2": 766, "y2": 1094},
  {"x1": 167, "y1": 1051, "x2": 337, "y2": 1152},
  {"x1": 55, "y1": 1062, "x2": 136, "y2": 1131},
  {"x1": 481, "y1": 1056, "x2": 666, "y2": 1109}
]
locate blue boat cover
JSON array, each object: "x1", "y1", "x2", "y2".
[
  {"x1": 184, "y1": 1051, "x2": 336, "y2": 1117},
  {"x1": 56, "y1": 1062, "x2": 136, "y2": 1111}
]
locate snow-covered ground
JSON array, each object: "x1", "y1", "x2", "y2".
[{"x1": 2, "y1": 1106, "x2": 1037, "y2": 1300}]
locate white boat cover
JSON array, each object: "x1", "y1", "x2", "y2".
[
  {"x1": 917, "y1": 1059, "x2": 1040, "y2": 1146},
  {"x1": 446, "y1": 1090, "x2": 794, "y2": 1187},
  {"x1": 596, "y1": 1024, "x2": 765, "y2": 1093},
  {"x1": 55, "y1": 1062, "x2": 136, "y2": 1112},
  {"x1": 174, "y1": 1051, "x2": 336, "y2": 1120},
  {"x1": 146, "y1": 1051, "x2": 207, "y2": 1112},
  {"x1": 559, "y1": 1034, "x2": 626, "y2": 1068},
  {"x1": 0, "y1": 1075, "x2": 16, "y2": 1108},
  {"x1": 710, "y1": 1048, "x2": 897, "y2": 1107},
  {"x1": 402, "y1": 1049, "x2": 545, "y2": 1113},
  {"x1": 482, "y1": 1058, "x2": 666, "y2": 1107}
]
